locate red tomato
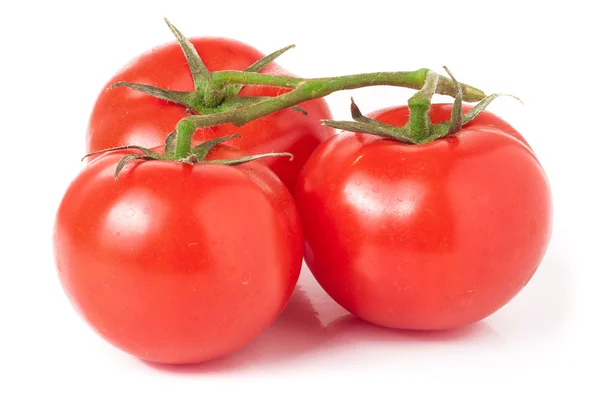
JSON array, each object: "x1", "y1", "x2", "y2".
[
  {"x1": 295, "y1": 104, "x2": 552, "y2": 330},
  {"x1": 86, "y1": 37, "x2": 334, "y2": 191},
  {"x1": 54, "y1": 146, "x2": 303, "y2": 363}
]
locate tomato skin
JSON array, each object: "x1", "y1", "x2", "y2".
[
  {"x1": 54, "y1": 148, "x2": 303, "y2": 363},
  {"x1": 86, "y1": 37, "x2": 333, "y2": 191},
  {"x1": 295, "y1": 105, "x2": 552, "y2": 330}
]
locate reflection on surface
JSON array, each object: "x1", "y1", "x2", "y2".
[
  {"x1": 342, "y1": 177, "x2": 425, "y2": 223},
  {"x1": 100, "y1": 188, "x2": 159, "y2": 249}
]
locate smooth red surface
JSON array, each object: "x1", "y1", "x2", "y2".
[
  {"x1": 296, "y1": 105, "x2": 552, "y2": 330},
  {"x1": 87, "y1": 37, "x2": 333, "y2": 191},
  {"x1": 54, "y1": 147, "x2": 303, "y2": 363}
]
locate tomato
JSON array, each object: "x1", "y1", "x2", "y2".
[
  {"x1": 295, "y1": 104, "x2": 552, "y2": 330},
  {"x1": 86, "y1": 37, "x2": 334, "y2": 191},
  {"x1": 54, "y1": 146, "x2": 303, "y2": 363}
]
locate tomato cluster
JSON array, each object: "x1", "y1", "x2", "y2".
[{"x1": 54, "y1": 27, "x2": 552, "y2": 365}]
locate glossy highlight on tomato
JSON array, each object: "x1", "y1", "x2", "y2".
[
  {"x1": 54, "y1": 146, "x2": 303, "y2": 363},
  {"x1": 296, "y1": 104, "x2": 552, "y2": 330},
  {"x1": 86, "y1": 37, "x2": 333, "y2": 191}
]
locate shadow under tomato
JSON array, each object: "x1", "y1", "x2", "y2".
[
  {"x1": 323, "y1": 314, "x2": 507, "y2": 347},
  {"x1": 142, "y1": 284, "x2": 330, "y2": 374}
]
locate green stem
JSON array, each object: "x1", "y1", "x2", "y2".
[
  {"x1": 133, "y1": 20, "x2": 489, "y2": 155},
  {"x1": 407, "y1": 71, "x2": 439, "y2": 142},
  {"x1": 174, "y1": 68, "x2": 484, "y2": 143},
  {"x1": 227, "y1": 44, "x2": 297, "y2": 98},
  {"x1": 211, "y1": 69, "x2": 484, "y2": 102},
  {"x1": 174, "y1": 120, "x2": 196, "y2": 158},
  {"x1": 103, "y1": 20, "x2": 499, "y2": 167},
  {"x1": 213, "y1": 72, "x2": 303, "y2": 89}
]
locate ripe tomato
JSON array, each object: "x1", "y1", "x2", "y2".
[
  {"x1": 295, "y1": 104, "x2": 552, "y2": 330},
  {"x1": 54, "y1": 146, "x2": 303, "y2": 363},
  {"x1": 86, "y1": 37, "x2": 333, "y2": 191}
]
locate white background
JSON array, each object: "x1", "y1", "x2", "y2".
[{"x1": 1, "y1": 0, "x2": 598, "y2": 398}]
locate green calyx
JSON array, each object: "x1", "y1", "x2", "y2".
[
  {"x1": 323, "y1": 67, "x2": 521, "y2": 144},
  {"x1": 111, "y1": 18, "x2": 299, "y2": 115},
  {"x1": 82, "y1": 134, "x2": 293, "y2": 181}
]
